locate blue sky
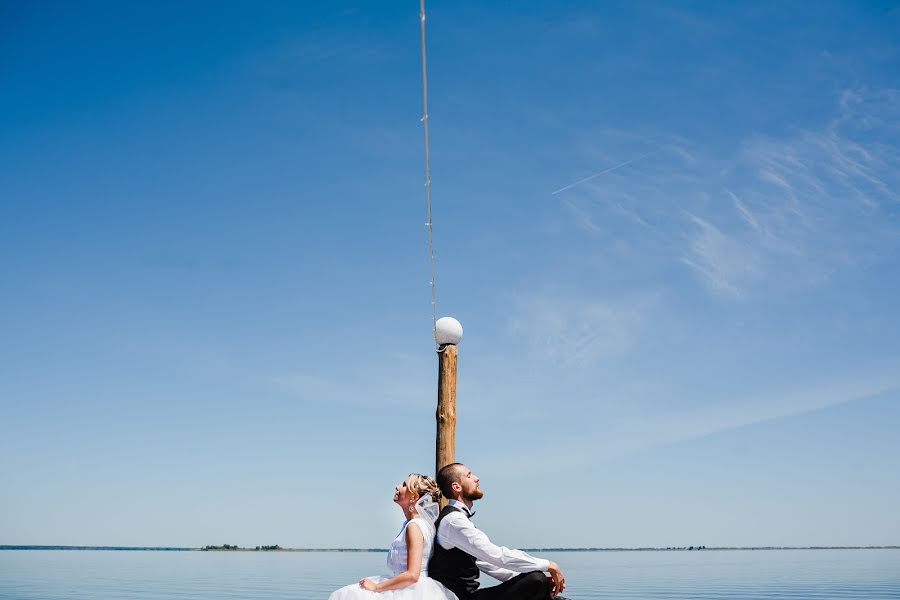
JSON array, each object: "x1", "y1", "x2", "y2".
[{"x1": 1, "y1": 1, "x2": 899, "y2": 549}]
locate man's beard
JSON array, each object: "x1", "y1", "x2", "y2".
[{"x1": 462, "y1": 488, "x2": 483, "y2": 501}]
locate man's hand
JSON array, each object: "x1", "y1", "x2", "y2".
[
  {"x1": 547, "y1": 561, "x2": 566, "y2": 597},
  {"x1": 359, "y1": 578, "x2": 378, "y2": 592}
]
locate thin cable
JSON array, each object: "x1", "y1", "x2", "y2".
[{"x1": 419, "y1": 0, "x2": 438, "y2": 338}]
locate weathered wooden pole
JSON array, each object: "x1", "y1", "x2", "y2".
[
  {"x1": 434, "y1": 317, "x2": 463, "y2": 482},
  {"x1": 436, "y1": 343, "x2": 458, "y2": 475}
]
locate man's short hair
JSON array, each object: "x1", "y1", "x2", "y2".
[{"x1": 437, "y1": 463, "x2": 465, "y2": 499}]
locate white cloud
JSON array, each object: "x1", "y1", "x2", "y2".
[
  {"x1": 561, "y1": 198, "x2": 604, "y2": 235},
  {"x1": 478, "y1": 369, "x2": 900, "y2": 476},
  {"x1": 555, "y1": 87, "x2": 900, "y2": 298},
  {"x1": 726, "y1": 189, "x2": 761, "y2": 232},
  {"x1": 507, "y1": 289, "x2": 655, "y2": 366},
  {"x1": 681, "y1": 211, "x2": 760, "y2": 298},
  {"x1": 267, "y1": 363, "x2": 432, "y2": 408}
]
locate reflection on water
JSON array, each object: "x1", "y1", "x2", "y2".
[{"x1": 1, "y1": 549, "x2": 898, "y2": 599}]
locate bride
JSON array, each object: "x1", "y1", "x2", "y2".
[{"x1": 328, "y1": 473, "x2": 458, "y2": 600}]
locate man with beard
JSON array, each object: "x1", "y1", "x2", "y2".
[{"x1": 428, "y1": 463, "x2": 566, "y2": 600}]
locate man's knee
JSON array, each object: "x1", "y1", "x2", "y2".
[
  {"x1": 522, "y1": 571, "x2": 550, "y2": 594},
  {"x1": 476, "y1": 572, "x2": 550, "y2": 600}
]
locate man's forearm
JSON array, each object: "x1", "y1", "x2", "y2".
[{"x1": 444, "y1": 517, "x2": 550, "y2": 572}]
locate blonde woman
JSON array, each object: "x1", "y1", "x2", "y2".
[{"x1": 328, "y1": 473, "x2": 457, "y2": 600}]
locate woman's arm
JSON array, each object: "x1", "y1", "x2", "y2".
[{"x1": 359, "y1": 522, "x2": 424, "y2": 592}]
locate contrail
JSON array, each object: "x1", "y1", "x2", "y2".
[{"x1": 551, "y1": 150, "x2": 658, "y2": 195}]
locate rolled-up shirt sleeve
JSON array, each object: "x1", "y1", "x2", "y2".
[{"x1": 436, "y1": 512, "x2": 550, "y2": 578}]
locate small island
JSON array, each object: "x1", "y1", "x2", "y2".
[{"x1": 201, "y1": 544, "x2": 282, "y2": 551}]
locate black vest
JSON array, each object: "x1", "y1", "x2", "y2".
[{"x1": 428, "y1": 505, "x2": 480, "y2": 599}]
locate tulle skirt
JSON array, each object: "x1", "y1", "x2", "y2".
[{"x1": 328, "y1": 575, "x2": 458, "y2": 600}]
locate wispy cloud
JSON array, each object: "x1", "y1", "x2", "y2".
[
  {"x1": 479, "y1": 369, "x2": 900, "y2": 475},
  {"x1": 680, "y1": 211, "x2": 760, "y2": 298},
  {"x1": 560, "y1": 198, "x2": 603, "y2": 235},
  {"x1": 725, "y1": 190, "x2": 761, "y2": 232},
  {"x1": 267, "y1": 362, "x2": 432, "y2": 409},
  {"x1": 507, "y1": 289, "x2": 656, "y2": 367},
  {"x1": 555, "y1": 87, "x2": 900, "y2": 298}
]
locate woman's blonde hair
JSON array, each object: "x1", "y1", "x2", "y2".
[{"x1": 405, "y1": 473, "x2": 442, "y2": 503}]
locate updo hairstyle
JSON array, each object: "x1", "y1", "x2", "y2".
[{"x1": 404, "y1": 473, "x2": 442, "y2": 503}]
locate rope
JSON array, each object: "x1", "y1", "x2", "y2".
[{"x1": 419, "y1": 0, "x2": 438, "y2": 338}]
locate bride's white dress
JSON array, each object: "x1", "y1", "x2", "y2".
[{"x1": 328, "y1": 497, "x2": 458, "y2": 600}]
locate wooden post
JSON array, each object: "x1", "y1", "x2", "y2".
[{"x1": 435, "y1": 344, "x2": 458, "y2": 481}]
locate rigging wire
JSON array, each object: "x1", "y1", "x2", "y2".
[{"x1": 419, "y1": 0, "x2": 438, "y2": 339}]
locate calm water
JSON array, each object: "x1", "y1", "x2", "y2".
[{"x1": 1, "y1": 549, "x2": 898, "y2": 599}]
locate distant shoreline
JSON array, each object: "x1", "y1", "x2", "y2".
[{"x1": 2, "y1": 545, "x2": 898, "y2": 552}]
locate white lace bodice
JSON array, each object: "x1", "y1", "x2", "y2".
[
  {"x1": 386, "y1": 516, "x2": 436, "y2": 576},
  {"x1": 328, "y1": 496, "x2": 454, "y2": 600}
]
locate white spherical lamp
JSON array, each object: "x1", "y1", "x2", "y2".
[{"x1": 434, "y1": 316, "x2": 463, "y2": 346}]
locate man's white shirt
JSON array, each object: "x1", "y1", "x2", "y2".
[{"x1": 435, "y1": 499, "x2": 551, "y2": 582}]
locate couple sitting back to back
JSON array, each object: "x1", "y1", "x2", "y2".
[{"x1": 328, "y1": 463, "x2": 566, "y2": 600}]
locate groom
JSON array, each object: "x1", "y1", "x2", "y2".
[{"x1": 428, "y1": 463, "x2": 566, "y2": 600}]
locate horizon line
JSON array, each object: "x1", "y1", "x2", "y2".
[{"x1": 3, "y1": 545, "x2": 898, "y2": 552}]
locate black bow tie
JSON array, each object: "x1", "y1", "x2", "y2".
[{"x1": 463, "y1": 508, "x2": 475, "y2": 518}]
